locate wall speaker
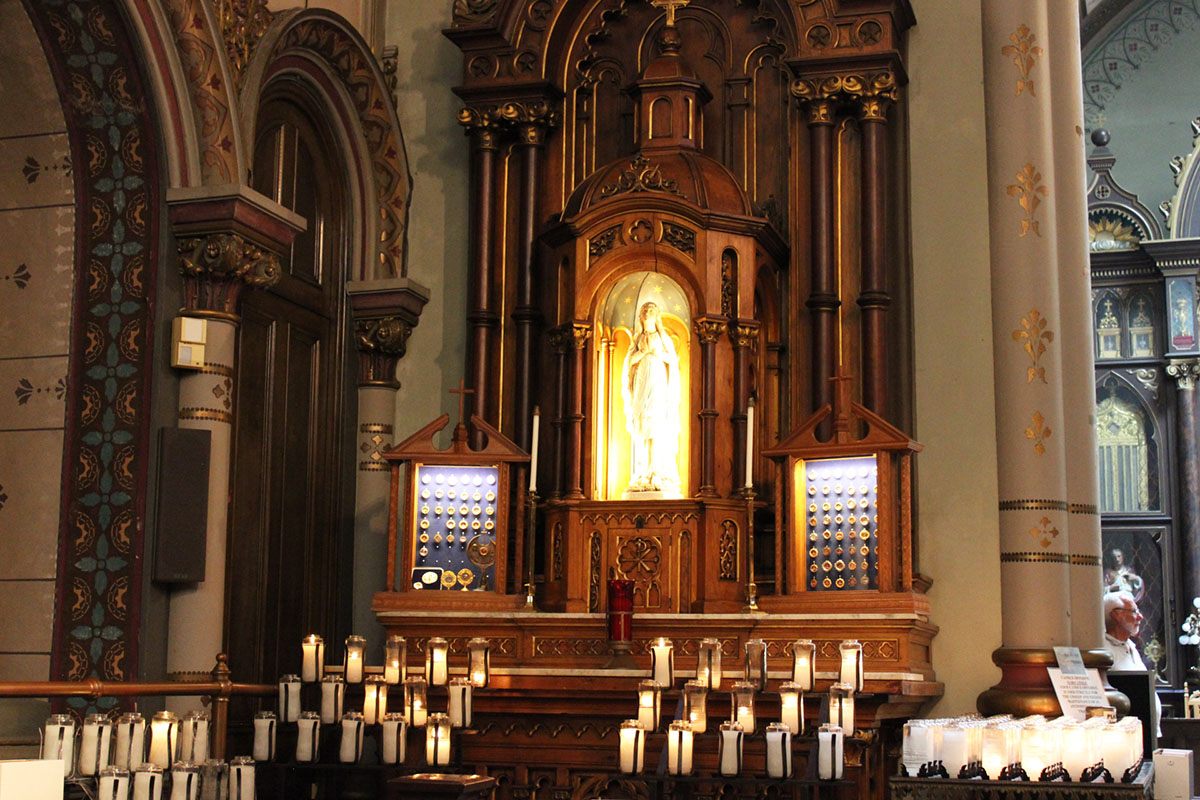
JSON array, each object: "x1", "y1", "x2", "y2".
[{"x1": 153, "y1": 427, "x2": 211, "y2": 583}]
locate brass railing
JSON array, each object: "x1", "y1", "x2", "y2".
[{"x1": 0, "y1": 654, "x2": 274, "y2": 759}]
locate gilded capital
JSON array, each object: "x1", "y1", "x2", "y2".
[
  {"x1": 693, "y1": 317, "x2": 728, "y2": 344},
  {"x1": 179, "y1": 233, "x2": 280, "y2": 317},
  {"x1": 571, "y1": 321, "x2": 592, "y2": 348},
  {"x1": 1167, "y1": 359, "x2": 1200, "y2": 390},
  {"x1": 457, "y1": 106, "x2": 502, "y2": 150},
  {"x1": 496, "y1": 100, "x2": 559, "y2": 131},
  {"x1": 355, "y1": 315, "x2": 413, "y2": 387},
  {"x1": 548, "y1": 326, "x2": 573, "y2": 354},
  {"x1": 730, "y1": 320, "x2": 761, "y2": 349},
  {"x1": 791, "y1": 70, "x2": 898, "y2": 121}
]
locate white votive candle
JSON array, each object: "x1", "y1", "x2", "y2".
[
  {"x1": 651, "y1": 637, "x2": 674, "y2": 688},
  {"x1": 363, "y1": 676, "x2": 388, "y2": 725},
  {"x1": 80, "y1": 713, "x2": 113, "y2": 776},
  {"x1": 98, "y1": 766, "x2": 130, "y2": 800},
  {"x1": 818, "y1": 724, "x2": 844, "y2": 780},
  {"x1": 425, "y1": 713, "x2": 452, "y2": 766},
  {"x1": 252, "y1": 712, "x2": 276, "y2": 762},
  {"x1": 339, "y1": 713, "x2": 365, "y2": 764},
  {"x1": 147, "y1": 711, "x2": 178, "y2": 770},
  {"x1": 780, "y1": 682, "x2": 803, "y2": 735},
  {"x1": 732, "y1": 681, "x2": 755, "y2": 734},
  {"x1": 168, "y1": 763, "x2": 199, "y2": 800},
  {"x1": 718, "y1": 721, "x2": 744, "y2": 776},
  {"x1": 381, "y1": 713, "x2": 407, "y2": 765},
  {"x1": 277, "y1": 675, "x2": 301, "y2": 723},
  {"x1": 344, "y1": 635, "x2": 366, "y2": 684},
  {"x1": 448, "y1": 678, "x2": 473, "y2": 728},
  {"x1": 178, "y1": 711, "x2": 209, "y2": 764},
  {"x1": 698, "y1": 637, "x2": 722, "y2": 691},
  {"x1": 229, "y1": 757, "x2": 255, "y2": 800},
  {"x1": 903, "y1": 722, "x2": 929, "y2": 776},
  {"x1": 132, "y1": 765, "x2": 163, "y2": 800},
  {"x1": 42, "y1": 713, "x2": 77, "y2": 778},
  {"x1": 839, "y1": 640, "x2": 864, "y2": 692},
  {"x1": 301, "y1": 634, "x2": 325, "y2": 682},
  {"x1": 637, "y1": 680, "x2": 661, "y2": 731},
  {"x1": 295, "y1": 712, "x2": 320, "y2": 763},
  {"x1": 766, "y1": 722, "x2": 793, "y2": 778},
  {"x1": 320, "y1": 675, "x2": 345, "y2": 724},
  {"x1": 425, "y1": 638, "x2": 449, "y2": 686},
  {"x1": 618, "y1": 720, "x2": 644, "y2": 774},
  {"x1": 114, "y1": 713, "x2": 146, "y2": 770},
  {"x1": 682, "y1": 680, "x2": 707, "y2": 734},
  {"x1": 404, "y1": 676, "x2": 428, "y2": 727},
  {"x1": 384, "y1": 635, "x2": 405, "y2": 685},
  {"x1": 941, "y1": 726, "x2": 968, "y2": 778},
  {"x1": 666, "y1": 722, "x2": 694, "y2": 776},
  {"x1": 792, "y1": 639, "x2": 815, "y2": 691}
]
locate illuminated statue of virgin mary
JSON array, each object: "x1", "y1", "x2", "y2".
[{"x1": 623, "y1": 301, "x2": 681, "y2": 495}]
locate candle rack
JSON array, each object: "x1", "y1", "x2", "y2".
[{"x1": 890, "y1": 762, "x2": 1153, "y2": 800}]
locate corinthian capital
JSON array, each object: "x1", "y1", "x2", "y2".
[
  {"x1": 179, "y1": 233, "x2": 280, "y2": 317},
  {"x1": 355, "y1": 316, "x2": 414, "y2": 387},
  {"x1": 791, "y1": 70, "x2": 899, "y2": 121},
  {"x1": 1168, "y1": 359, "x2": 1200, "y2": 390},
  {"x1": 693, "y1": 317, "x2": 728, "y2": 344}
]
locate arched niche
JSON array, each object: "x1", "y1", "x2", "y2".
[
  {"x1": 592, "y1": 270, "x2": 692, "y2": 500},
  {"x1": 1094, "y1": 289, "x2": 1123, "y2": 359},
  {"x1": 1095, "y1": 373, "x2": 1161, "y2": 513}
]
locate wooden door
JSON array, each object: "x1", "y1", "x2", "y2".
[{"x1": 225, "y1": 94, "x2": 355, "y2": 684}]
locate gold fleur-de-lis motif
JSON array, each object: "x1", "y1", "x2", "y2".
[
  {"x1": 1012, "y1": 309, "x2": 1054, "y2": 383},
  {"x1": 1024, "y1": 411, "x2": 1052, "y2": 455},
  {"x1": 1028, "y1": 516, "x2": 1059, "y2": 548},
  {"x1": 1006, "y1": 163, "x2": 1049, "y2": 237},
  {"x1": 1001, "y1": 24, "x2": 1042, "y2": 96}
]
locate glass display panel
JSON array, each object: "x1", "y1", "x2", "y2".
[
  {"x1": 797, "y1": 455, "x2": 878, "y2": 591},
  {"x1": 410, "y1": 463, "x2": 500, "y2": 592}
]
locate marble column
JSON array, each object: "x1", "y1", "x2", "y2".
[
  {"x1": 348, "y1": 280, "x2": 428, "y2": 624},
  {"x1": 1168, "y1": 360, "x2": 1200, "y2": 606},
  {"x1": 977, "y1": 0, "x2": 1112, "y2": 715}
]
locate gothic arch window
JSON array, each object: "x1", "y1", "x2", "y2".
[{"x1": 1096, "y1": 378, "x2": 1159, "y2": 512}]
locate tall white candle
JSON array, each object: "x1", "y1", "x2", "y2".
[
  {"x1": 744, "y1": 398, "x2": 755, "y2": 488},
  {"x1": 618, "y1": 720, "x2": 644, "y2": 774},
  {"x1": 80, "y1": 714, "x2": 112, "y2": 776},
  {"x1": 765, "y1": 723, "x2": 793, "y2": 779},
  {"x1": 252, "y1": 712, "x2": 276, "y2": 762},
  {"x1": 178, "y1": 712, "x2": 209, "y2": 765},
  {"x1": 697, "y1": 638, "x2": 722, "y2": 691},
  {"x1": 115, "y1": 713, "x2": 146, "y2": 770},
  {"x1": 637, "y1": 681, "x2": 660, "y2": 731},
  {"x1": 169, "y1": 764, "x2": 199, "y2": 800},
  {"x1": 818, "y1": 724, "x2": 844, "y2": 780},
  {"x1": 941, "y1": 727, "x2": 968, "y2": 778},
  {"x1": 301, "y1": 635, "x2": 325, "y2": 683},
  {"x1": 732, "y1": 681, "x2": 756, "y2": 734},
  {"x1": 295, "y1": 713, "x2": 320, "y2": 763},
  {"x1": 132, "y1": 765, "x2": 163, "y2": 800},
  {"x1": 792, "y1": 639, "x2": 815, "y2": 691},
  {"x1": 147, "y1": 712, "x2": 178, "y2": 770},
  {"x1": 344, "y1": 636, "x2": 366, "y2": 684},
  {"x1": 718, "y1": 722, "x2": 744, "y2": 776},
  {"x1": 448, "y1": 678, "x2": 473, "y2": 728},
  {"x1": 404, "y1": 677, "x2": 428, "y2": 727},
  {"x1": 381, "y1": 713, "x2": 407, "y2": 765},
  {"x1": 384, "y1": 635, "x2": 405, "y2": 685},
  {"x1": 682, "y1": 681, "x2": 707, "y2": 734},
  {"x1": 425, "y1": 714, "x2": 452, "y2": 766},
  {"x1": 98, "y1": 766, "x2": 131, "y2": 800},
  {"x1": 650, "y1": 637, "x2": 674, "y2": 687},
  {"x1": 320, "y1": 676, "x2": 345, "y2": 724},
  {"x1": 529, "y1": 407, "x2": 540, "y2": 492},
  {"x1": 339, "y1": 714, "x2": 365, "y2": 764},
  {"x1": 229, "y1": 757, "x2": 255, "y2": 800},
  {"x1": 425, "y1": 638, "x2": 449, "y2": 686},
  {"x1": 666, "y1": 722, "x2": 694, "y2": 776},
  {"x1": 278, "y1": 675, "x2": 301, "y2": 723},
  {"x1": 780, "y1": 683, "x2": 803, "y2": 735},
  {"x1": 363, "y1": 677, "x2": 388, "y2": 725},
  {"x1": 41, "y1": 714, "x2": 76, "y2": 778},
  {"x1": 838, "y1": 640, "x2": 864, "y2": 692},
  {"x1": 903, "y1": 722, "x2": 929, "y2": 776}
]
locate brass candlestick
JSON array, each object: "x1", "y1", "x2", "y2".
[
  {"x1": 744, "y1": 487, "x2": 758, "y2": 611},
  {"x1": 525, "y1": 489, "x2": 538, "y2": 608}
]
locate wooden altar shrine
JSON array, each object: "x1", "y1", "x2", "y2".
[{"x1": 373, "y1": 2, "x2": 935, "y2": 798}]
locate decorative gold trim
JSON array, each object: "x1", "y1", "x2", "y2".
[
  {"x1": 1024, "y1": 410, "x2": 1051, "y2": 455},
  {"x1": 359, "y1": 462, "x2": 390, "y2": 472},
  {"x1": 1028, "y1": 516, "x2": 1060, "y2": 548},
  {"x1": 1068, "y1": 503, "x2": 1099, "y2": 516},
  {"x1": 179, "y1": 407, "x2": 234, "y2": 425},
  {"x1": 1069, "y1": 554, "x2": 1101, "y2": 566},
  {"x1": 998, "y1": 499, "x2": 1067, "y2": 511},
  {"x1": 1000, "y1": 24, "x2": 1042, "y2": 97},
  {"x1": 178, "y1": 307, "x2": 240, "y2": 324},
  {"x1": 1006, "y1": 163, "x2": 1049, "y2": 238},
  {"x1": 360, "y1": 423, "x2": 394, "y2": 434},
  {"x1": 1012, "y1": 309, "x2": 1053, "y2": 384},
  {"x1": 1000, "y1": 551, "x2": 1069, "y2": 564},
  {"x1": 199, "y1": 362, "x2": 234, "y2": 378}
]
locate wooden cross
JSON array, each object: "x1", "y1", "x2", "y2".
[
  {"x1": 449, "y1": 378, "x2": 476, "y2": 426},
  {"x1": 651, "y1": 0, "x2": 690, "y2": 27}
]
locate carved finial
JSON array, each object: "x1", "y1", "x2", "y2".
[
  {"x1": 651, "y1": 0, "x2": 690, "y2": 27},
  {"x1": 1091, "y1": 128, "x2": 1110, "y2": 148}
]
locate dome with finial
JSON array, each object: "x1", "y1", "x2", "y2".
[{"x1": 560, "y1": 8, "x2": 752, "y2": 221}]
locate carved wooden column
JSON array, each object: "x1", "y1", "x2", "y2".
[
  {"x1": 730, "y1": 320, "x2": 760, "y2": 493},
  {"x1": 792, "y1": 91, "x2": 838, "y2": 424},
  {"x1": 856, "y1": 76, "x2": 898, "y2": 418},
  {"x1": 694, "y1": 317, "x2": 726, "y2": 497},
  {"x1": 566, "y1": 322, "x2": 591, "y2": 500},
  {"x1": 164, "y1": 188, "x2": 303, "y2": 696},
  {"x1": 1168, "y1": 359, "x2": 1200, "y2": 605},
  {"x1": 348, "y1": 280, "x2": 428, "y2": 625},
  {"x1": 548, "y1": 326, "x2": 572, "y2": 499},
  {"x1": 502, "y1": 102, "x2": 556, "y2": 450},
  {"x1": 458, "y1": 109, "x2": 501, "y2": 446}
]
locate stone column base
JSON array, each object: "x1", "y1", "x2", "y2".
[{"x1": 977, "y1": 647, "x2": 1128, "y2": 717}]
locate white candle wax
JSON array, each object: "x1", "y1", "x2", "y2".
[
  {"x1": 735, "y1": 704, "x2": 755, "y2": 734},
  {"x1": 793, "y1": 642, "x2": 815, "y2": 691},
  {"x1": 42, "y1": 717, "x2": 76, "y2": 778},
  {"x1": 339, "y1": 718, "x2": 364, "y2": 763},
  {"x1": 230, "y1": 760, "x2": 255, "y2": 800},
  {"x1": 745, "y1": 399, "x2": 755, "y2": 488},
  {"x1": 301, "y1": 636, "x2": 324, "y2": 682},
  {"x1": 169, "y1": 768, "x2": 198, "y2": 800},
  {"x1": 818, "y1": 730, "x2": 834, "y2": 780},
  {"x1": 651, "y1": 639, "x2": 674, "y2": 687},
  {"x1": 766, "y1": 725, "x2": 793, "y2": 778},
  {"x1": 278, "y1": 677, "x2": 301, "y2": 723},
  {"x1": 1062, "y1": 723, "x2": 1090, "y2": 781},
  {"x1": 147, "y1": 716, "x2": 177, "y2": 770},
  {"x1": 80, "y1": 717, "x2": 112, "y2": 776},
  {"x1": 320, "y1": 679, "x2": 344, "y2": 724},
  {"x1": 780, "y1": 688, "x2": 802, "y2": 735},
  {"x1": 905, "y1": 724, "x2": 929, "y2": 775},
  {"x1": 295, "y1": 716, "x2": 320, "y2": 763},
  {"x1": 425, "y1": 716, "x2": 452, "y2": 766},
  {"x1": 448, "y1": 681, "x2": 472, "y2": 728},
  {"x1": 132, "y1": 767, "x2": 163, "y2": 800},
  {"x1": 252, "y1": 715, "x2": 275, "y2": 762},
  {"x1": 384, "y1": 661, "x2": 401, "y2": 685},
  {"x1": 618, "y1": 723, "x2": 644, "y2": 774},
  {"x1": 941, "y1": 728, "x2": 968, "y2": 778},
  {"x1": 98, "y1": 769, "x2": 131, "y2": 800},
  {"x1": 666, "y1": 724, "x2": 693, "y2": 776},
  {"x1": 115, "y1": 718, "x2": 146, "y2": 769},
  {"x1": 839, "y1": 642, "x2": 864, "y2": 691},
  {"x1": 345, "y1": 650, "x2": 364, "y2": 684},
  {"x1": 363, "y1": 681, "x2": 387, "y2": 725},
  {"x1": 718, "y1": 727, "x2": 743, "y2": 776},
  {"x1": 529, "y1": 408, "x2": 540, "y2": 492},
  {"x1": 381, "y1": 717, "x2": 407, "y2": 764},
  {"x1": 428, "y1": 649, "x2": 447, "y2": 686}
]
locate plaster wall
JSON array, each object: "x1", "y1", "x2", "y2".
[{"x1": 907, "y1": 0, "x2": 1004, "y2": 715}]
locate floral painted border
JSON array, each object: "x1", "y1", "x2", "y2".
[
  {"x1": 1082, "y1": 0, "x2": 1200, "y2": 126},
  {"x1": 22, "y1": 0, "x2": 159, "y2": 712}
]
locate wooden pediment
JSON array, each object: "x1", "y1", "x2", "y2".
[
  {"x1": 762, "y1": 377, "x2": 921, "y2": 459},
  {"x1": 383, "y1": 413, "x2": 530, "y2": 464}
]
